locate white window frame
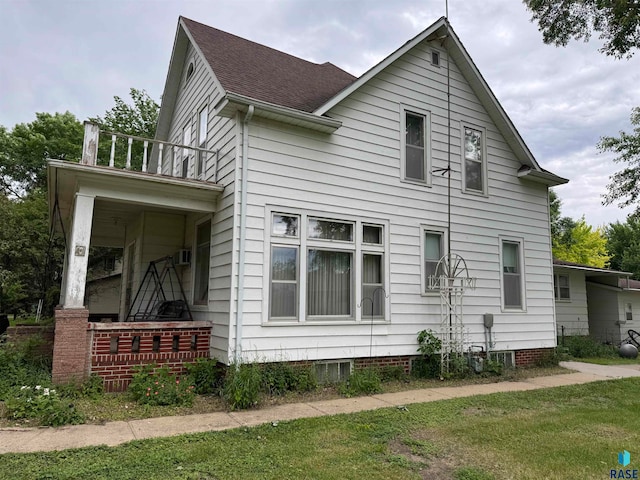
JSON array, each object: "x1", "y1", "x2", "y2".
[
  {"x1": 192, "y1": 217, "x2": 212, "y2": 307},
  {"x1": 461, "y1": 122, "x2": 488, "y2": 195},
  {"x1": 185, "y1": 60, "x2": 195, "y2": 84},
  {"x1": 626, "y1": 303, "x2": 633, "y2": 322},
  {"x1": 500, "y1": 237, "x2": 526, "y2": 311},
  {"x1": 401, "y1": 105, "x2": 432, "y2": 186},
  {"x1": 197, "y1": 104, "x2": 208, "y2": 178},
  {"x1": 264, "y1": 208, "x2": 388, "y2": 324},
  {"x1": 420, "y1": 226, "x2": 448, "y2": 296},
  {"x1": 554, "y1": 273, "x2": 571, "y2": 301}
]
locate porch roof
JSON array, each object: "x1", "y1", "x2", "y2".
[{"x1": 47, "y1": 159, "x2": 223, "y2": 243}]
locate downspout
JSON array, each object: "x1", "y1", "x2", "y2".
[{"x1": 235, "y1": 105, "x2": 254, "y2": 362}]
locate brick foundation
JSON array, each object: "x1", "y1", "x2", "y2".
[
  {"x1": 89, "y1": 321, "x2": 212, "y2": 391},
  {"x1": 354, "y1": 356, "x2": 412, "y2": 373},
  {"x1": 514, "y1": 347, "x2": 554, "y2": 367},
  {"x1": 52, "y1": 308, "x2": 90, "y2": 385}
]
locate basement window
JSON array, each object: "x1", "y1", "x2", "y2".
[{"x1": 315, "y1": 360, "x2": 352, "y2": 384}]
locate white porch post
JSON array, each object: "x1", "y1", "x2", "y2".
[{"x1": 63, "y1": 193, "x2": 95, "y2": 308}]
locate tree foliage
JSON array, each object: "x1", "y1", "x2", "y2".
[
  {"x1": 606, "y1": 213, "x2": 640, "y2": 278},
  {"x1": 600, "y1": 107, "x2": 640, "y2": 210},
  {"x1": 553, "y1": 217, "x2": 610, "y2": 267},
  {"x1": 523, "y1": 0, "x2": 640, "y2": 58},
  {"x1": 0, "y1": 112, "x2": 83, "y2": 196}
]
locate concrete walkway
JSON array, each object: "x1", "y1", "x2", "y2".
[{"x1": 0, "y1": 361, "x2": 638, "y2": 454}]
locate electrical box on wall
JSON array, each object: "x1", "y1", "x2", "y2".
[
  {"x1": 173, "y1": 249, "x2": 191, "y2": 266},
  {"x1": 483, "y1": 313, "x2": 494, "y2": 329}
]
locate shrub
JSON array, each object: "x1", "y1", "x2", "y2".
[
  {"x1": 56, "y1": 374, "x2": 105, "y2": 400},
  {"x1": 261, "y1": 362, "x2": 317, "y2": 395},
  {"x1": 339, "y1": 367, "x2": 382, "y2": 397},
  {"x1": 443, "y1": 353, "x2": 471, "y2": 379},
  {"x1": 128, "y1": 364, "x2": 195, "y2": 407},
  {"x1": 223, "y1": 363, "x2": 262, "y2": 410},
  {"x1": 0, "y1": 338, "x2": 52, "y2": 400},
  {"x1": 185, "y1": 358, "x2": 225, "y2": 395},
  {"x1": 563, "y1": 335, "x2": 618, "y2": 358},
  {"x1": 413, "y1": 329, "x2": 442, "y2": 379},
  {"x1": 4, "y1": 385, "x2": 84, "y2": 427},
  {"x1": 377, "y1": 365, "x2": 407, "y2": 382}
]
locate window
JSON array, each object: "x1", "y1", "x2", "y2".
[
  {"x1": 502, "y1": 240, "x2": 523, "y2": 309},
  {"x1": 626, "y1": 303, "x2": 633, "y2": 322},
  {"x1": 431, "y1": 51, "x2": 440, "y2": 66},
  {"x1": 182, "y1": 124, "x2": 192, "y2": 178},
  {"x1": 268, "y1": 212, "x2": 386, "y2": 322},
  {"x1": 194, "y1": 220, "x2": 211, "y2": 305},
  {"x1": 197, "y1": 106, "x2": 208, "y2": 177},
  {"x1": 402, "y1": 109, "x2": 430, "y2": 183},
  {"x1": 554, "y1": 274, "x2": 570, "y2": 300},
  {"x1": 186, "y1": 61, "x2": 195, "y2": 83},
  {"x1": 421, "y1": 228, "x2": 446, "y2": 293},
  {"x1": 462, "y1": 125, "x2": 486, "y2": 194}
]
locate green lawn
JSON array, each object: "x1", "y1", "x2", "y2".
[
  {"x1": 1, "y1": 378, "x2": 639, "y2": 480},
  {"x1": 574, "y1": 356, "x2": 640, "y2": 365}
]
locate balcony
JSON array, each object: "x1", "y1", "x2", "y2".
[{"x1": 80, "y1": 121, "x2": 219, "y2": 181}]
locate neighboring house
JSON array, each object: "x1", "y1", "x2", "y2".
[
  {"x1": 553, "y1": 259, "x2": 640, "y2": 343},
  {"x1": 48, "y1": 16, "x2": 567, "y2": 386}
]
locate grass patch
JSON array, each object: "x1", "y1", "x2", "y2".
[
  {"x1": 0, "y1": 378, "x2": 638, "y2": 479},
  {"x1": 576, "y1": 357, "x2": 640, "y2": 365}
]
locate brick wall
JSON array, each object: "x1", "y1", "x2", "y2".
[
  {"x1": 514, "y1": 347, "x2": 554, "y2": 367},
  {"x1": 5, "y1": 325, "x2": 55, "y2": 358},
  {"x1": 355, "y1": 355, "x2": 412, "y2": 373},
  {"x1": 52, "y1": 308, "x2": 90, "y2": 385},
  {"x1": 89, "y1": 321, "x2": 212, "y2": 392}
]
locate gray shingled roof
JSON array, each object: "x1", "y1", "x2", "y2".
[{"x1": 182, "y1": 17, "x2": 357, "y2": 113}]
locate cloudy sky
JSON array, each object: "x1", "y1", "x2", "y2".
[{"x1": 1, "y1": 0, "x2": 639, "y2": 226}]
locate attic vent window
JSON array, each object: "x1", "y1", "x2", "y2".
[
  {"x1": 431, "y1": 51, "x2": 440, "y2": 66},
  {"x1": 186, "y1": 61, "x2": 195, "y2": 82}
]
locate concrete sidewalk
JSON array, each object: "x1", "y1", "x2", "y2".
[{"x1": 0, "y1": 361, "x2": 638, "y2": 454}]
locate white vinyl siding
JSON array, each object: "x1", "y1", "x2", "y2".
[
  {"x1": 554, "y1": 269, "x2": 588, "y2": 336},
  {"x1": 193, "y1": 219, "x2": 211, "y2": 305},
  {"x1": 197, "y1": 105, "x2": 208, "y2": 177}
]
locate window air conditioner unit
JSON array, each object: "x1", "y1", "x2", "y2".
[{"x1": 173, "y1": 249, "x2": 191, "y2": 266}]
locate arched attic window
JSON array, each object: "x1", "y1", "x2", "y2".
[{"x1": 186, "y1": 61, "x2": 195, "y2": 83}]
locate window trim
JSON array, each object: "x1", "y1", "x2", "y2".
[
  {"x1": 400, "y1": 105, "x2": 432, "y2": 187},
  {"x1": 431, "y1": 50, "x2": 440, "y2": 67},
  {"x1": 185, "y1": 60, "x2": 195, "y2": 84},
  {"x1": 197, "y1": 103, "x2": 208, "y2": 178},
  {"x1": 264, "y1": 207, "x2": 389, "y2": 325},
  {"x1": 499, "y1": 237, "x2": 526, "y2": 312},
  {"x1": 553, "y1": 273, "x2": 571, "y2": 301},
  {"x1": 181, "y1": 122, "x2": 192, "y2": 179},
  {"x1": 420, "y1": 226, "x2": 448, "y2": 296},
  {"x1": 192, "y1": 216, "x2": 212, "y2": 308},
  {"x1": 460, "y1": 122, "x2": 488, "y2": 196}
]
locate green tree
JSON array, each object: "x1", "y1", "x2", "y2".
[
  {"x1": 523, "y1": 0, "x2": 640, "y2": 58},
  {"x1": 553, "y1": 217, "x2": 610, "y2": 267},
  {"x1": 606, "y1": 213, "x2": 640, "y2": 277},
  {"x1": 549, "y1": 189, "x2": 562, "y2": 238},
  {"x1": 600, "y1": 107, "x2": 640, "y2": 210},
  {"x1": 91, "y1": 88, "x2": 160, "y2": 170},
  {"x1": 0, "y1": 112, "x2": 83, "y2": 196}
]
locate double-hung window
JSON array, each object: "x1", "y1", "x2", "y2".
[
  {"x1": 462, "y1": 125, "x2": 487, "y2": 194},
  {"x1": 502, "y1": 240, "x2": 523, "y2": 309},
  {"x1": 422, "y1": 229, "x2": 446, "y2": 292},
  {"x1": 268, "y1": 212, "x2": 386, "y2": 322},
  {"x1": 553, "y1": 274, "x2": 570, "y2": 300},
  {"x1": 402, "y1": 108, "x2": 430, "y2": 184},
  {"x1": 182, "y1": 124, "x2": 192, "y2": 178},
  {"x1": 197, "y1": 106, "x2": 208, "y2": 177}
]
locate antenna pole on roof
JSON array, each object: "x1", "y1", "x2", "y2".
[{"x1": 446, "y1": 0, "x2": 449, "y2": 19}]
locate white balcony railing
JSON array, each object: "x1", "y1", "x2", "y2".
[{"x1": 81, "y1": 121, "x2": 218, "y2": 180}]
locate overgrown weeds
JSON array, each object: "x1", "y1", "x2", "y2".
[
  {"x1": 128, "y1": 364, "x2": 195, "y2": 407},
  {"x1": 561, "y1": 335, "x2": 618, "y2": 358}
]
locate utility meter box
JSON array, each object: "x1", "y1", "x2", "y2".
[{"x1": 483, "y1": 313, "x2": 494, "y2": 329}]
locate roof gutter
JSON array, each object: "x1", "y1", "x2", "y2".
[
  {"x1": 215, "y1": 93, "x2": 342, "y2": 133},
  {"x1": 235, "y1": 104, "x2": 254, "y2": 362},
  {"x1": 517, "y1": 165, "x2": 568, "y2": 186}
]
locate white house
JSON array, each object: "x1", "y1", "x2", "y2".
[
  {"x1": 48, "y1": 16, "x2": 567, "y2": 384},
  {"x1": 553, "y1": 260, "x2": 640, "y2": 343}
]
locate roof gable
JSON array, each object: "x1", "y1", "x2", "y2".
[{"x1": 181, "y1": 17, "x2": 356, "y2": 113}]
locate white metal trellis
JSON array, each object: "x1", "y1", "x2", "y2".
[{"x1": 428, "y1": 253, "x2": 476, "y2": 375}]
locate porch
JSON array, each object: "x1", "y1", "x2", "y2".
[{"x1": 48, "y1": 122, "x2": 223, "y2": 385}]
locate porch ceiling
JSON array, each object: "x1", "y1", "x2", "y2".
[{"x1": 48, "y1": 160, "x2": 223, "y2": 243}]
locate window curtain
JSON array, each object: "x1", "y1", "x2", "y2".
[{"x1": 307, "y1": 250, "x2": 352, "y2": 316}]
